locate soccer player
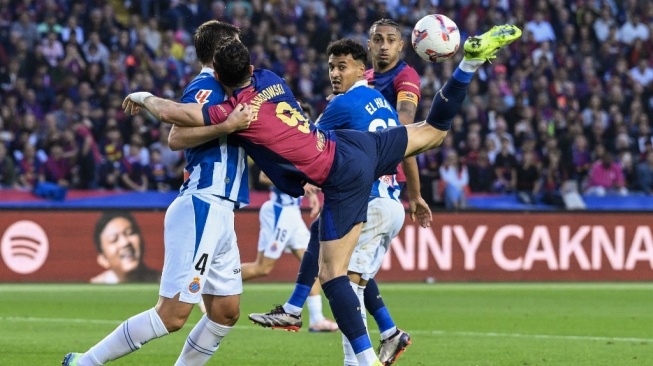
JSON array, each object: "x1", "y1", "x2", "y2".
[
  {"x1": 241, "y1": 171, "x2": 339, "y2": 332},
  {"x1": 63, "y1": 21, "x2": 252, "y2": 366},
  {"x1": 249, "y1": 18, "x2": 425, "y2": 365},
  {"x1": 122, "y1": 25, "x2": 522, "y2": 366}
]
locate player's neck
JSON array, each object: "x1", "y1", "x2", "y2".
[
  {"x1": 373, "y1": 60, "x2": 398, "y2": 74},
  {"x1": 224, "y1": 80, "x2": 252, "y2": 96}
]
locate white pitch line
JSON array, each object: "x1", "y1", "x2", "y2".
[{"x1": 2, "y1": 316, "x2": 652, "y2": 344}]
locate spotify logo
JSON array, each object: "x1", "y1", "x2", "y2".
[{"x1": 1, "y1": 221, "x2": 49, "y2": 274}]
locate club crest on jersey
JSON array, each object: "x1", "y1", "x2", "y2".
[
  {"x1": 194, "y1": 89, "x2": 212, "y2": 104},
  {"x1": 316, "y1": 131, "x2": 325, "y2": 151},
  {"x1": 188, "y1": 277, "x2": 201, "y2": 293}
]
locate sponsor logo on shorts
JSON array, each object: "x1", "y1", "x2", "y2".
[
  {"x1": 270, "y1": 242, "x2": 278, "y2": 252},
  {"x1": 188, "y1": 277, "x2": 201, "y2": 293}
]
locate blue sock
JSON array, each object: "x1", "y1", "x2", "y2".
[
  {"x1": 425, "y1": 67, "x2": 472, "y2": 131},
  {"x1": 364, "y1": 278, "x2": 395, "y2": 334},
  {"x1": 287, "y1": 220, "x2": 320, "y2": 308},
  {"x1": 322, "y1": 276, "x2": 372, "y2": 354}
]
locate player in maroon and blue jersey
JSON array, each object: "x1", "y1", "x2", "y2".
[
  {"x1": 251, "y1": 19, "x2": 425, "y2": 365},
  {"x1": 123, "y1": 25, "x2": 522, "y2": 365}
]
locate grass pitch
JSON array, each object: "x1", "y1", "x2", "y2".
[{"x1": 0, "y1": 283, "x2": 651, "y2": 365}]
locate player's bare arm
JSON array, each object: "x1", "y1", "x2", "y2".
[
  {"x1": 168, "y1": 104, "x2": 252, "y2": 151},
  {"x1": 122, "y1": 92, "x2": 205, "y2": 127},
  {"x1": 396, "y1": 100, "x2": 432, "y2": 227}
]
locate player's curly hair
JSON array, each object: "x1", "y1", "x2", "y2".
[
  {"x1": 213, "y1": 40, "x2": 251, "y2": 88},
  {"x1": 326, "y1": 39, "x2": 368, "y2": 65},
  {"x1": 369, "y1": 18, "x2": 401, "y2": 35},
  {"x1": 194, "y1": 20, "x2": 240, "y2": 65}
]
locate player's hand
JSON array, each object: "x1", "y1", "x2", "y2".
[
  {"x1": 122, "y1": 92, "x2": 153, "y2": 115},
  {"x1": 224, "y1": 103, "x2": 252, "y2": 132},
  {"x1": 408, "y1": 196, "x2": 432, "y2": 228},
  {"x1": 303, "y1": 183, "x2": 321, "y2": 218}
]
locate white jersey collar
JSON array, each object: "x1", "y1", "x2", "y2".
[
  {"x1": 201, "y1": 66, "x2": 215, "y2": 75},
  {"x1": 347, "y1": 79, "x2": 368, "y2": 92}
]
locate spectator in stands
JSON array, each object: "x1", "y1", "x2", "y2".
[
  {"x1": 637, "y1": 151, "x2": 653, "y2": 195},
  {"x1": 0, "y1": 143, "x2": 16, "y2": 188},
  {"x1": 417, "y1": 148, "x2": 440, "y2": 206},
  {"x1": 493, "y1": 137, "x2": 518, "y2": 193},
  {"x1": 541, "y1": 150, "x2": 566, "y2": 207},
  {"x1": 44, "y1": 143, "x2": 72, "y2": 188},
  {"x1": 150, "y1": 124, "x2": 183, "y2": 189},
  {"x1": 617, "y1": 12, "x2": 649, "y2": 46},
  {"x1": 515, "y1": 150, "x2": 541, "y2": 204},
  {"x1": 468, "y1": 148, "x2": 495, "y2": 193},
  {"x1": 439, "y1": 151, "x2": 468, "y2": 210},
  {"x1": 147, "y1": 148, "x2": 169, "y2": 192},
  {"x1": 585, "y1": 152, "x2": 628, "y2": 196},
  {"x1": 120, "y1": 143, "x2": 148, "y2": 192},
  {"x1": 17, "y1": 144, "x2": 44, "y2": 191},
  {"x1": 525, "y1": 11, "x2": 556, "y2": 43},
  {"x1": 629, "y1": 58, "x2": 653, "y2": 88}
]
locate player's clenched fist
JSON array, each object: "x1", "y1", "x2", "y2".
[{"x1": 223, "y1": 103, "x2": 253, "y2": 133}]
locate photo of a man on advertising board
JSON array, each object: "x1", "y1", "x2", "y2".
[{"x1": 90, "y1": 211, "x2": 161, "y2": 284}]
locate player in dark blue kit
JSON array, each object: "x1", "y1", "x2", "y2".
[
  {"x1": 123, "y1": 24, "x2": 522, "y2": 365},
  {"x1": 249, "y1": 19, "x2": 425, "y2": 365}
]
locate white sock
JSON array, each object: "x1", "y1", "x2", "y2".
[
  {"x1": 78, "y1": 308, "x2": 168, "y2": 366},
  {"x1": 356, "y1": 285, "x2": 367, "y2": 328},
  {"x1": 306, "y1": 295, "x2": 325, "y2": 325},
  {"x1": 381, "y1": 326, "x2": 397, "y2": 341},
  {"x1": 282, "y1": 303, "x2": 303, "y2": 316},
  {"x1": 175, "y1": 315, "x2": 232, "y2": 366},
  {"x1": 355, "y1": 348, "x2": 379, "y2": 366},
  {"x1": 342, "y1": 332, "x2": 358, "y2": 366},
  {"x1": 459, "y1": 59, "x2": 484, "y2": 73},
  {"x1": 342, "y1": 282, "x2": 374, "y2": 366}
]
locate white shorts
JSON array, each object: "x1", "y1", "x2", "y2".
[
  {"x1": 160, "y1": 194, "x2": 243, "y2": 304},
  {"x1": 349, "y1": 198, "x2": 405, "y2": 280},
  {"x1": 257, "y1": 200, "x2": 310, "y2": 260}
]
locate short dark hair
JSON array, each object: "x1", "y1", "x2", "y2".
[
  {"x1": 213, "y1": 41, "x2": 251, "y2": 88},
  {"x1": 194, "y1": 20, "x2": 240, "y2": 65},
  {"x1": 93, "y1": 211, "x2": 143, "y2": 254},
  {"x1": 326, "y1": 39, "x2": 367, "y2": 64},
  {"x1": 369, "y1": 18, "x2": 401, "y2": 35}
]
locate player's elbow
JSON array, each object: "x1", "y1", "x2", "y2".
[{"x1": 167, "y1": 131, "x2": 183, "y2": 151}]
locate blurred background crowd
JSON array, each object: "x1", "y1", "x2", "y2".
[{"x1": 0, "y1": 0, "x2": 652, "y2": 208}]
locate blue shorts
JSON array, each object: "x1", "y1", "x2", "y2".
[{"x1": 319, "y1": 126, "x2": 408, "y2": 241}]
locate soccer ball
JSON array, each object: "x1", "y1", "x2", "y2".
[{"x1": 411, "y1": 14, "x2": 460, "y2": 63}]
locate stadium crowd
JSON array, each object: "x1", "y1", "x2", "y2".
[{"x1": 0, "y1": 0, "x2": 652, "y2": 208}]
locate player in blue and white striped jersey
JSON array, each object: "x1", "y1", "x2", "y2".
[{"x1": 63, "y1": 21, "x2": 251, "y2": 366}]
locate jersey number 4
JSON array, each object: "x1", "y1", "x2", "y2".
[{"x1": 195, "y1": 253, "x2": 208, "y2": 275}]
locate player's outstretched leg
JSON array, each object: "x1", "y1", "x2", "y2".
[
  {"x1": 62, "y1": 308, "x2": 169, "y2": 365},
  {"x1": 248, "y1": 220, "x2": 321, "y2": 332},
  {"x1": 424, "y1": 24, "x2": 522, "y2": 133}
]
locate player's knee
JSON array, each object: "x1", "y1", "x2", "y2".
[
  {"x1": 259, "y1": 264, "x2": 274, "y2": 276},
  {"x1": 163, "y1": 314, "x2": 189, "y2": 333},
  {"x1": 210, "y1": 307, "x2": 240, "y2": 327}
]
